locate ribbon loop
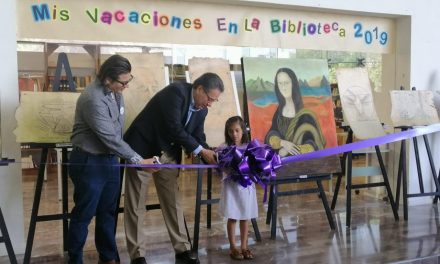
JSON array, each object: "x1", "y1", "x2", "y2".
[{"x1": 217, "y1": 140, "x2": 282, "y2": 191}]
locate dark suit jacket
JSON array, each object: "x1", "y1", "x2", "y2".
[{"x1": 124, "y1": 82, "x2": 209, "y2": 163}]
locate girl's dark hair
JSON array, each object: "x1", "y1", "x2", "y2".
[
  {"x1": 274, "y1": 67, "x2": 303, "y2": 113},
  {"x1": 224, "y1": 116, "x2": 249, "y2": 146},
  {"x1": 97, "y1": 54, "x2": 131, "y2": 85}
]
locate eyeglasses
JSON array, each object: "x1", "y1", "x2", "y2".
[
  {"x1": 114, "y1": 74, "x2": 134, "y2": 87},
  {"x1": 203, "y1": 88, "x2": 219, "y2": 103}
]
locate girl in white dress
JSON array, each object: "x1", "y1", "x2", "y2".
[{"x1": 219, "y1": 116, "x2": 258, "y2": 260}]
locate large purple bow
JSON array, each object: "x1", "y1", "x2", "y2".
[{"x1": 217, "y1": 140, "x2": 282, "y2": 189}]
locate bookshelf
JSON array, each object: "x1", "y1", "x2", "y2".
[{"x1": 331, "y1": 83, "x2": 343, "y2": 126}]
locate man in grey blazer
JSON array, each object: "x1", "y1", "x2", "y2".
[
  {"x1": 68, "y1": 55, "x2": 156, "y2": 264},
  {"x1": 124, "y1": 73, "x2": 224, "y2": 264}
]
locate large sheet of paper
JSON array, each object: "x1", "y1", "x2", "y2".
[
  {"x1": 14, "y1": 92, "x2": 80, "y2": 143},
  {"x1": 188, "y1": 58, "x2": 239, "y2": 147},
  {"x1": 118, "y1": 53, "x2": 166, "y2": 131},
  {"x1": 336, "y1": 68, "x2": 385, "y2": 139},
  {"x1": 390, "y1": 90, "x2": 439, "y2": 127},
  {"x1": 242, "y1": 57, "x2": 340, "y2": 176}
]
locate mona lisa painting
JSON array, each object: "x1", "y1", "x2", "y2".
[{"x1": 242, "y1": 57, "x2": 340, "y2": 176}]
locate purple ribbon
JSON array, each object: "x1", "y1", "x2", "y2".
[
  {"x1": 216, "y1": 140, "x2": 282, "y2": 201},
  {"x1": 9, "y1": 124, "x2": 440, "y2": 172},
  {"x1": 281, "y1": 124, "x2": 440, "y2": 164}
]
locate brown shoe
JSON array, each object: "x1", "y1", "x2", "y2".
[
  {"x1": 242, "y1": 249, "x2": 254, "y2": 260},
  {"x1": 229, "y1": 248, "x2": 244, "y2": 260}
]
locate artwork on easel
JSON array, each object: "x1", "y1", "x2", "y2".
[
  {"x1": 14, "y1": 92, "x2": 80, "y2": 143},
  {"x1": 390, "y1": 90, "x2": 440, "y2": 127},
  {"x1": 118, "y1": 53, "x2": 166, "y2": 131},
  {"x1": 336, "y1": 67, "x2": 385, "y2": 139},
  {"x1": 233, "y1": 71, "x2": 245, "y2": 119},
  {"x1": 242, "y1": 57, "x2": 340, "y2": 176},
  {"x1": 188, "y1": 58, "x2": 240, "y2": 147}
]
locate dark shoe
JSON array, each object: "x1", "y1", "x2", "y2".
[
  {"x1": 98, "y1": 260, "x2": 119, "y2": 264},
  {"x1": 131, "y1": 257, "x2": 147, "y2": 264},
  {"x1": 175, "y1": 251, "x2": 200, "y2": 264}
]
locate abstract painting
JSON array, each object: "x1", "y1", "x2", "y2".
[
  {"x1": 242, "y1": 57, "x2": 340, "y2": 176},
  {"x1": 390, "y1": 90, "x2": 439, "y2": 127},
  {"x1": 336, "y1": 67, "x2": 385, "y2": 139}
]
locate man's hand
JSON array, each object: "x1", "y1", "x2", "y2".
[
  {"x1": 139, "y1": 158, "x2": 160, "y2": 173},
  {"x1": 199, "y1": 148, "x2": 217, "y2": 164}
]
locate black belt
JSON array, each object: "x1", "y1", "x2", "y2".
[{"x1": 72, "y1": 146, "x2": 116, "y2": 157}]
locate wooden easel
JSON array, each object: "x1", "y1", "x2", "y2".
[
  {"x1": 23, "y1": 143, "x2": 71, "y2": 263},
  {"x1": 331, "y1": 127, "x2": 399, "y2": 227},
  {"x1": 24, "y1": 52, "x2": 77, "y2": 262}
]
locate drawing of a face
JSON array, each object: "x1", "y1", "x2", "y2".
[
  {"x1": 342, "y1": 85, "x2": 376, "y2": 122},
  {"x1": 276, "y1": 71, "x2": 292, "y2": 99},
  {"x1": 397, "y1": 93, "x2": 418, "y2": 120}
]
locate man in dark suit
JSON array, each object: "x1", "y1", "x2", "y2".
[{"x1": 124, "y1": 72, "x2": 224, "y2": 264}]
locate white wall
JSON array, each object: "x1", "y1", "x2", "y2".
[
  {"x1": 0, "y1": 0, "x2": 26, "y2": 257},
  {"x1": 406, "y1": 2, "x2": 440, "y2": 205}
]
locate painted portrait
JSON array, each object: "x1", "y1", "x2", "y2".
[{"x1": 242, "y1": 57, "x2": 340, "y2": 176}]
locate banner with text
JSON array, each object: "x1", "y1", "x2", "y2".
[{"x1": 18, "y1": 0, "x2": 395, "y2": 53}]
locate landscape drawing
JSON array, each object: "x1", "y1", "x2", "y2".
[
  {"x1": 14, "y1": 91, "x2": 80, "y2": 143},
  {"x1": 390, "y1": 90, "x2": 439, "y2": 127}
]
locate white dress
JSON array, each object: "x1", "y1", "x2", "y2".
[
  {"x1": 218, "y1": 144, "x2": 258, "y2": 220},
  {"x1": 219, "y1": 178, "x2": 258, "y2": 220}
]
